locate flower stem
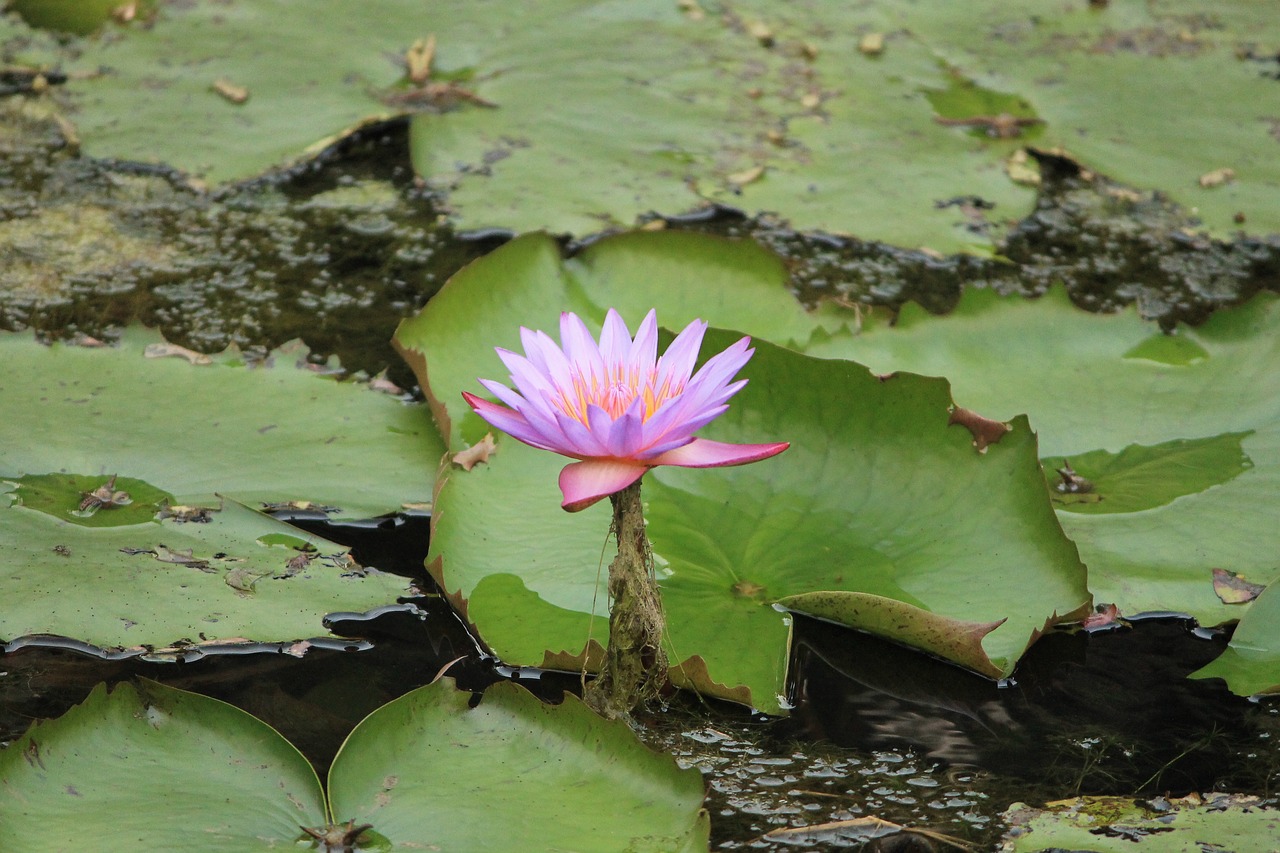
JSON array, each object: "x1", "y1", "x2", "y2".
[{"x1": 584, "y1": 478, "x2": 668, "y2": 719}]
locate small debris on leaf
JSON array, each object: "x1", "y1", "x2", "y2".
[
  {"x1": 367, "y1": 371, "x2": 405, "y2": 395},
  {"x1": 53, "y1": 544, "x2": 71, "y2": 557},
  {"x1": 727, "y1": 165, "x2": 766, "y2": 187},
  {"x1": 111, "y1": 2, "x2": 139, "y2": 23},
  {"x1": 404, "y1": 35, "x2": 437, "y2": 85},
  {"x1": 261, "y1": 500, "x2": 340, "y2": 514},
  {"x1": 224, "y1": 567, "x2": 264, "y2": 594},
  {"x1": 300, "y1": 821, "x2": 374, "y2": 850},
  {"x1": 677, "y1": 0, "x2": 705, "y2": 21},
  {"x1": 948, "y1": 406, "x2": 1010, "y2": 452},
  {"x1": 1198, "y1": 167, "x2": 1236, "y2": 188},
  {"x1": 279, "y1": 549, "x2": 318, "y2": 577},
  {"x1": 153, "y1": 545, "x2": 212, "y2": 570},
  {"x1": 157, "y1": 497, "x2": 223, "y2": 523},
  {"x1": 284, "y1": 641, "x2": 313, "y2": 658},
  {"x1": 1082, "y1": 603, "x2": 1127, "y2": 630},
  {"x1": 211, "y1": 79, "x2": 250, "y2": 104},
  {"x1": 1054, "y1": 460, "x2": 1094, "y2": 494},
  {"x1": 1005, "y1": 148, "x2": 1041, "y2": 186},
  {"x1": 77, "y1": 475, "x2": 132, "y2": 513},
  {"x1": 935, "y1": 112, "x2": 1043, "y2": 139},
  {"x1": 143, "y1": 342, "x2": 212, "y2": 365},
  {"x1": 453, "y1": 433, "x2": 497, "y2": 471},
  {"x1": 1211, "y1": 567, "x2": 1267, "y2": 604},
  {"x1": 858, "y1": 32, "x2": 885, "y2": 56},
  {"x1": 747, "y1": 19, "x2": 775, "y2": 47}
]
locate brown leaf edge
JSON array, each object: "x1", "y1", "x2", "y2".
[{"x1": 948, "y1": 406, "x2": 1012, "y2": 452}]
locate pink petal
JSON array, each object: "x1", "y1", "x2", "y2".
[
  {"x1": 559, "y1": 459, "x2": 648, "y2": 512},
  {"x1": 649, "y1": 437, "x2": 789, "y2": 468}
]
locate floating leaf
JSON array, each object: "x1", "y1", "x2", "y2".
[
  {"x1": 1002, "y1": 793, "x2": 1280, "y2": 852},
  {"x1": 0, "y1": 327, "x2": 442, "y2": 517},
  {"x1": 1043, "y1": 433, "x2": 1254, "y2": 515},
  {"x1": 0, "y1": 496, "x2": 406, "y2": 650},
  {"x1": 1192, "y1": 581, "x2": 1280, "y2": 696},
  {"x1": 807, "y1": 286, "x2": 1280, "y2": 628},
  {"x1": 0, "y1": 679, "x2": 710, "y2": 853}
]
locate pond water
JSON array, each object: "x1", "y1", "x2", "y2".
[{"x1": 3, "y1": 117, "x2": 1279, "y2": 851}]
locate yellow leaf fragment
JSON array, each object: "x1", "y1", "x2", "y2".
[
  {"x1": 727, "y1": 165, "x2": 765, "y2": 187},
  {"x1": 405, "y1": 35, "x2": 437, "y2": 84}
]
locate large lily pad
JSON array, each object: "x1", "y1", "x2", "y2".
[
  {"x1": 0, "y1": 678, "x2": 710, "y2": 852},
  {"x1": 0, "y1": 327, "x2": 442, "y2": 516},
  {"x1": 4, "y1": 1, "x2": 445, "y2": 183},
  {"x1": 0, "y1": 328, "x2": 441, "y2": 649},
  {"x1": 0, "y1": 490, "x2": 405, "y2": 650},
  {"x1": 805, "y1": 287, "x2": 1280, "y2": 629},
  {"x1": 406, "y1": 0, "x2": 1276, "y2": 245},
  {"x1": 395, "y1": 233, "x2": 1088, "y2": 714}
]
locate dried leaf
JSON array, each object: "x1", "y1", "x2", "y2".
[
  {"x1": 1082, "y1": 602, "x2": 1126, "y2": 629},
  {"x1": 1198, "y1": 167, "x2": 1236, "y2": 188},
  {"x1": 224, "y1": 567, "x2": 264, "y2": 594},
  {"x1": 1211, "y1": 567, "x2": 1267, "y2": 604},
  {"x1": 948, "y1": 406, "x2": 1010, "y2": 451},
  {"x1": 405, "y1": 35, "x2": 437, "y2": 85},
  {"x1": 453, "y1": 433, "x2": 497, "y2": 471},
  {"x1": 143, "y1": 343, "x2": 212, "y2": 365},
  {"x1": 211, "y1": 79, "x2": 250, "y2": 104},
  {"x1": 858, "y1": 32, "x2": 885, "y2": 56},
  {"x1": 727, "y1": 165, "x2": 765, "y2": 186}
]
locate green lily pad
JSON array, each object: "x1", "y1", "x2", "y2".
[
  {"x1": 1191, "y1": 580, "x2": 1280, "y2": 696},
  {"x1": 0, "y1": 328, "x2": 438, "y2": 649},
  {"x1": 1042, "y1": 433, "x2": 1254, "y2": 515},
  {"x1": 395, "y1": 234, "x2": 1088, "y2": 714},
  {"x1": 0, "y1": 496, "x2": 408, "y2": 650},
  {"x1": 328, "y1": 679, "x2": 710, "y2": 852},
  {"x1": 7, "y1": 1, "x2": 444, "y2": 183},
  {"x1": 804, "y1": 286, "x2": 1280, "y2": 629},
  {"x1": 1001, "y1": 794, "x2": 1280, "y2": 853},
  {"x1": 404, "y1": 0, "x2": 1276, "y2": 245},
  {"x1": 0, "y1": 680, "x2": 328, "y2": 852},
  {"x1": 0, "y1": 327, "x2": 442, "y2": 517},
  {"x1": 0, "y1": 678, "x2": 710, "y2": 852}
]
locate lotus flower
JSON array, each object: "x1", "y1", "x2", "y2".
[{"x1": 463, "y1": 309, "x2": 789, "y2": 511}]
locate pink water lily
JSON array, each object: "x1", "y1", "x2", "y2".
[{"x1": 463, "y1": 309, "x2": 789, "y2": 511}]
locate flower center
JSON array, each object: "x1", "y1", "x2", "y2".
[{"x1": 556, "y1": 364, "x2": 683, "y2": 425}]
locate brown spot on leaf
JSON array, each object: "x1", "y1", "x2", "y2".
[
  {"x1": 1212, "y1": 567, "x2": 1267, "y2": 604},
  {"x1": 948, "y1": 406, "x2": 1011, "y2": 451}
]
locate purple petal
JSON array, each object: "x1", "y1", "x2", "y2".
[
  {"x1": 478, "y1": 379, "x2": 569, "y2": 448},
  {"x1": 628, "y1": 309, "x2": 659, "y2": 373},
  {"x1": 598, "y1": 309, "x2": 634, "y2": 369},
  {"x1": 462, "y1": 392, "x2": 560, "y2": 452},
  {"x1": 560, "y1": 312, "x2": 604, "y2": 384},
  {"x1": 554, "y1": 410, "x2": 612, "y2": 458},
  {"x1": 559, "y1": 459, "x2": 647, "y2": 512},
  {"x1": 605, "y1": 401, "x2": 645, "y2": 458},
  {"x1": 655, "y1": 318, "x2": 707, "y2": 392},
  {"x1": 648, "y1": 437, "x2": 789, "y2": 468}
]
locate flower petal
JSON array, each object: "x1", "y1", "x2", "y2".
[
  {"x1": 649, "y1": 437, "x2": 789, "y2": 468},
  {"x1": 598, "y1": 308, "x2": 634, "y2": 369},
  {"x1": 628, "y1": 309, "x2": 659, "y2": 374},
  {"x1": 655, "y1": 317, "x2": 707, "y2": 393},
  {"x1": 560, "y1": 312, "x2": 604, "y2": 385},
  {"x1": 559, "y1": 459, "x2": 647, "y2": 512},
  {"x1": 462, "y1": 392, "x2": 560, "y2": 452}
]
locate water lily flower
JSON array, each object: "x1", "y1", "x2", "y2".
[{"x1": 463, "y1": 309, "x2": 789, "y2": 511}]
